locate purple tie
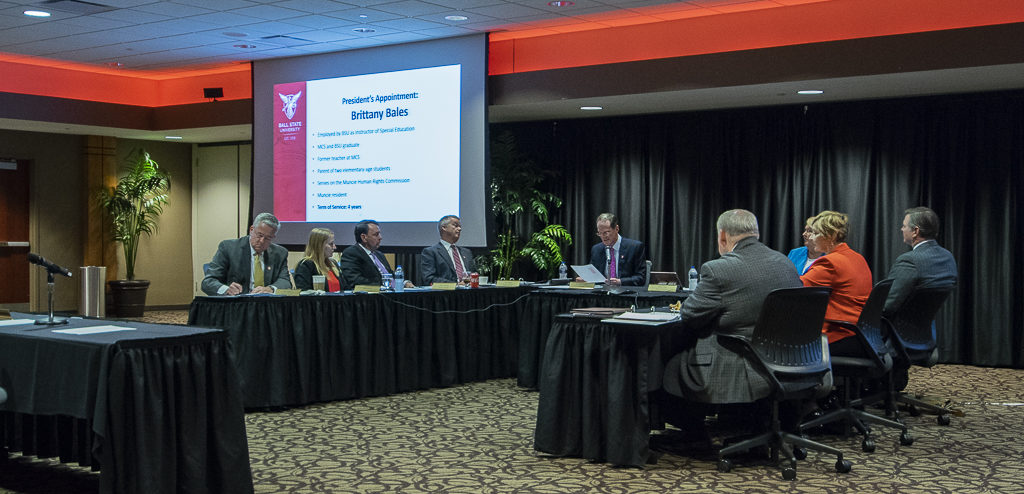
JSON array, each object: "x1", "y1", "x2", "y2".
[
  {"x1": 370, "y1": 251, "x2": 388, "y2": 275},
  {"x1": 609, "y1": 247, "x2": 617, "y2": 278}
]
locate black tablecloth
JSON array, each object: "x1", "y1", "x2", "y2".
[
  {"x1": 0, "y1": 314, "x2": 252, "y2": 494},
  {"x1": 518, "y1": 289, "x2": 685, "y2": 388},
  {"x1": 533, "y1": 314, "x2": 681, "y2": 467},
  {"x1": 188, "y1": 287, "x2": 533, "y2": 409}
]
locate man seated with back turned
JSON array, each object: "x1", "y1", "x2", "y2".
[
  {"x1": 201, "y1": 212, "x2": 292, "y2": 295},
  {"x1": 420, "y1": 215, "x2": 476, "y2": 285},
  {"x1": 586, "y1": 213, "x2": 647, "y2": 286},
  {"x1": 661, "y1": 209, "x2": 803, "y2": 426},
  {"x1": 339, "y1": 220, "x2": 414, "y2": 290}
]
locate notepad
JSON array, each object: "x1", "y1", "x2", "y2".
[{"x1": 53, "y1": 325, "x2": 136, "y2": 335}]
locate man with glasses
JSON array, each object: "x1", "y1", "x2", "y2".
[
  {"x1": 201, "y1": 212, "x2": 292, "y2": 295},
  {"x1": 586, "y1": 212, "x2": 647, "y2": 286}
]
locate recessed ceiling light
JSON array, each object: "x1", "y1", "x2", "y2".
[
  {"x1": 797, "y1": 90, "x2": 824, "y2": 95},
  {"x1": 548, "y1": 1, "x2": 575, "y2": 6},
  {"x1": 445, "y1": 15, "x2": 468, "y2": 21},
  {"x1": 358, "y1": 14, "x2": 369, "y2": 18},
  {"x1": 23, "y1": 10, "x2": 51, "y2": 17},
  {"x1": 233, "y1": 44, "x2": 256, "y2": 49},
  {"x1": 353, "y1": 27, "x2": 376, "y2": 33},
  {"x1": 165, "y1": 136, "x2": 183, "y2": 140},
  {"x1": 580, "y1": 106, "x2": 602, "y2": 111}
]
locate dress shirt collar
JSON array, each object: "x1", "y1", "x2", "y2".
[
  {"x1": 358, "y1": 243, "x2": 375, "y2": 257},
  {"x1": 912, "y1": 239, "x2": 935, "y2": 251}
]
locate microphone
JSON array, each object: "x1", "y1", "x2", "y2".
[{"x1": 28, "y1": 253, "x2": 73, "y2": 277}]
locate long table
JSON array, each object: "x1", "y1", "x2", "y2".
[
  {"x1": 188, "y1": 287, "x2": 533, "y2": 409},
  {"x1": 533, "y1": 313, "x2": 683, "y2": 467},
  {"x1": 0, "y1": 314, "x2": 253, "y2": 494}
]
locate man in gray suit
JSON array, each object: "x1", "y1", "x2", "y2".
[
  {"x1": 201, "y1": 212, "x2": 292, "y2": 295},
  {"x1": 883, "y1": 206, "x2": 958, "y2": 316},
  {"x1": 420, "y1": 215, "x2": 476, "y2": 285},
  {"x1": 663, "y1": 209, "x2": 803, "y2": 407}
]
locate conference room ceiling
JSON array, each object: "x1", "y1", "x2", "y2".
[{"x1": 2, "y1": 0, "x2": 1024, "y2": 142}]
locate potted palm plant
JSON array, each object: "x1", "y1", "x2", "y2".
[{"x1": 97, "y1": 149, "x2": 171, "y2": 317}]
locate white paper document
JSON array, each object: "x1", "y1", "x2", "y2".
[
  {"x1": 53, "y1": 325, "x2": 136, "y2": 335},
  {"x1": 613, "y1": 312, "x2": 680, "y2": 322},
  {"x1": 0, "y1": 319, "x2": 35, "y2": 327},
  {"x1": 571, "y1": 264, "x2": 606, "y2": 283}
]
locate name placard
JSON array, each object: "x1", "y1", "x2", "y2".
[
  {"x1": 431, "y1": 282, "x2": 458, "y2": 291},
  {"x1": 276, "y1": 289, "x2": 302, "y2": 296},
  {"x1": 569, "y1": 282, "x2": 595, "y2": 289},
  {"x1": 647, "y1": 284, "x2": 678, "y2": 293},
  {"x1": 495, "y1": 280, "x2": 521, "y2": 288},
  {"x1": 353, "y1": 285, "x2": 381, "y2": 293}
]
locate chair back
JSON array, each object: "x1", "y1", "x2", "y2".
[
  {"x1": 885, "y1": 285, "x2": 953, "y2": 365},
  {"x1": 748, "y1": 287, "x2": 832, "y2": 384},
  {"x1": 856, "y1": 279, "x2": 894, "y2": 357}
]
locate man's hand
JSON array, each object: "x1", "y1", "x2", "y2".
[
  {"x1": 606, "y1": 278, "x2": 622, "y2": 286},
  {"x1": 226, "y1": 282, "x2": 243, "y2": 296},
  {"x1": 251, "y1": 286, "x2": 274, "y2": 294},
  {"x1": 404, "y1": 280, "x2": 415, "y2": 288}
]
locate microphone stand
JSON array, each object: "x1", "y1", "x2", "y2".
[{"x1": 34, "y1": 271, "x2": 68, "y2": 326}]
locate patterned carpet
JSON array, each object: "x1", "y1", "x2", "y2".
[{"x1": 3, "y1": 311, "x2": 1023, "y2": 493}]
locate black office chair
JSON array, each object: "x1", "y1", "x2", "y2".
[
  {"x1": 884, "y1": 285, "x2": 955, "y2": 425},
  {"x1": 799, "y1": 279, "x2": 913, "y2": 452},
  {"x1": 716, "y1": 286, "x2": 852, "y2": 480}
]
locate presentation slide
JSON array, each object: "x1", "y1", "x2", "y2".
[
  {"x1": 252, "y1": 34, "x2": 488, "y2": 247},
  {"x1": 273, "y1": 65, "x2": 460, "y2": 223}
]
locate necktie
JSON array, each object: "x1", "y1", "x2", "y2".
[
  {"x1": 253, "y1": 253, "x2": 264, "y2": 287},
  {"x1": 370, "y1": 251, "x2": 389, "y2": 275},
  {"x1": 609, "y1": 247, "x2": 617, "y2": 278},
  {"x1": 451, "y1": 245, "x2": 466, "y2": 279}
]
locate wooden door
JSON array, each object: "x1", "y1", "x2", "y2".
[{"x1": 0, "y1": 159, "x2": 30, "y2": 305}]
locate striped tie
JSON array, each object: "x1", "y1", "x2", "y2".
[{"x1": 452, "y1": 245, "x2": 466, "y2": 279}]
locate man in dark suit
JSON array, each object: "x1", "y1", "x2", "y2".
[
  {"x1": 339, "y1": 220, "x2": 414, "y2": 290},
  {"x1": 883, "y1": 207, "x2": 958, "y2": 316},
  {"x1": 663, "y1": 209, "x2": 803, "y2": 407},
  {"x1": 201, "y1": 212, "x2": 291, "y2": 295},
  {"x1": 587, "y1": 213, "x2": 647, "y2": 286},
  {"x1": 420, "y1": 215, "x2": 476, "y2": 285}
]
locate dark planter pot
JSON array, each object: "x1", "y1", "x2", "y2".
[{"x1": 108, "y1": 280, "x2": 150, "y2": 317}]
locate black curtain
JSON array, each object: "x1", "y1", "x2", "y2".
[{"x1": 493, "y1": 90, "x2": 1024, "y2": 368}]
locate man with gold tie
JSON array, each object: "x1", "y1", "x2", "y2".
[
  {"x1": 420, "y1": 215, "x2": 476, "y2": 285},
  {"x1": 201, "y1": 212, "x2": 292, "y2": 295}
]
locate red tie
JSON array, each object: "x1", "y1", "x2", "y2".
[{"x1": 451, "y1": 245, "x2": 466, "y2": 279}]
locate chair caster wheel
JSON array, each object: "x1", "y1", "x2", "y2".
[
  {"x1": 861, "y1": 438, "x2": 876, "y2": 452},
  {"x1": 900, "y1": 431, "x2": 914, "y2": 446},
  {"x1": 793, "y1": 447, "x2": 807, "y2": 460},
  {"x1": 717, "y1": 459, "x2": 733, "y2": 473},
  {"x1": 836, "y1": 459, "x2": 853, "y2": 473},
  {"x1": 938, "y1": 414, "x2": 951, "y2": 426},
  {"x1": 908, "y1": 405, "x2": 921, "y2": 416},
  {"x1": 782, "y1": 467, "x2": 797, "y2": 480}
]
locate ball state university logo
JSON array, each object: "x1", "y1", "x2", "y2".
[{"x1": 279, "y1": 91, "x2": 302, "y2": 120}]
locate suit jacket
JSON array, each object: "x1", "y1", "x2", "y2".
[
  {"x1": 589, "y1": 236, "x2": 647, "y2": 286},
  {"x1": 201, "y1": 236, "x2": 291, "y2": 295},
  {"x1": 293, "y1": 258, "x2": 344, "y2": 292},
  {"x1": 420, "y1": 241, "x2": 476, "y2": 284},
  {"x1": 883, "y1": 240, "x2": 957, "y2": 316},
  {"x1": 339, "y1": 244, "x2": 393, "y2": 290},
  {"x1": 800, "y1": 243, "x2": 873, "y2": 344},
  {"x1": 666, "y1": 236, "x2": 803, "y2": 404}
]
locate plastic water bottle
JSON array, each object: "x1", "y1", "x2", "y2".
[
  {"x1": 382, "y1": 273, "x2": 393, "y2": 291},
  {"x1": 394, "y1": 265, "x2": 404, "y2": 292},
  {"x1": 688, "y1": 266, "x2": 699, "y2": 291},
  {"x1": 558, "y1": 262, "x2": 568, "y2": 279}
]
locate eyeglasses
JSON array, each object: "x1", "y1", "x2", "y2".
[
  {"x1": 595, "y1": 230, "x2": 616, "y2": 237},
  {"x1": 253, "y1": 232, "x2": 276, "y2": 241}
]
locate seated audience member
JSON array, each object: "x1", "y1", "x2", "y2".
[
  {"x1": 420, "y1": 215, "x2": 476, "y2": 285},
  {"x1": 800, "y1": 211, "x2": 872, "y2": 356},
  {"x1": 586, "y1": 213, "x2": 647, "y2": 286},
  {"x1": 883, "y1": 206, "x2": 958, "y2": 316},
  {"x1": 339, "y1": 220, "x2": 414, "y2": 290},
  {"x1": 201, "y1": 212, "x2": 291, "y2": 296},
  {"x1": 787, "y1": 216, "x2": 822, "y2": 275},
  {"x1": 662, "y1": 209, "x2": 803, "y2": 423},
  {"x1": 294, "y1": 227, "x2": 344, "y2": 292}
]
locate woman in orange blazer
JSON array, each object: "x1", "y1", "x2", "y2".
[{"x1": 800, "y1": 211, "x2": 873, "y2": 355}]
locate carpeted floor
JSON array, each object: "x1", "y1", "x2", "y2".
[{"x1": 3, "y1": 311, "x2": 1023, "y2": 493}]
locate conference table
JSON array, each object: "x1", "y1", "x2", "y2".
[
  {"x1": 0, "y1": 314, "x2": 253, "y2": 494},
  {"x1": 533, "y1": 313, "x2": 684, "y2": 467}
]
